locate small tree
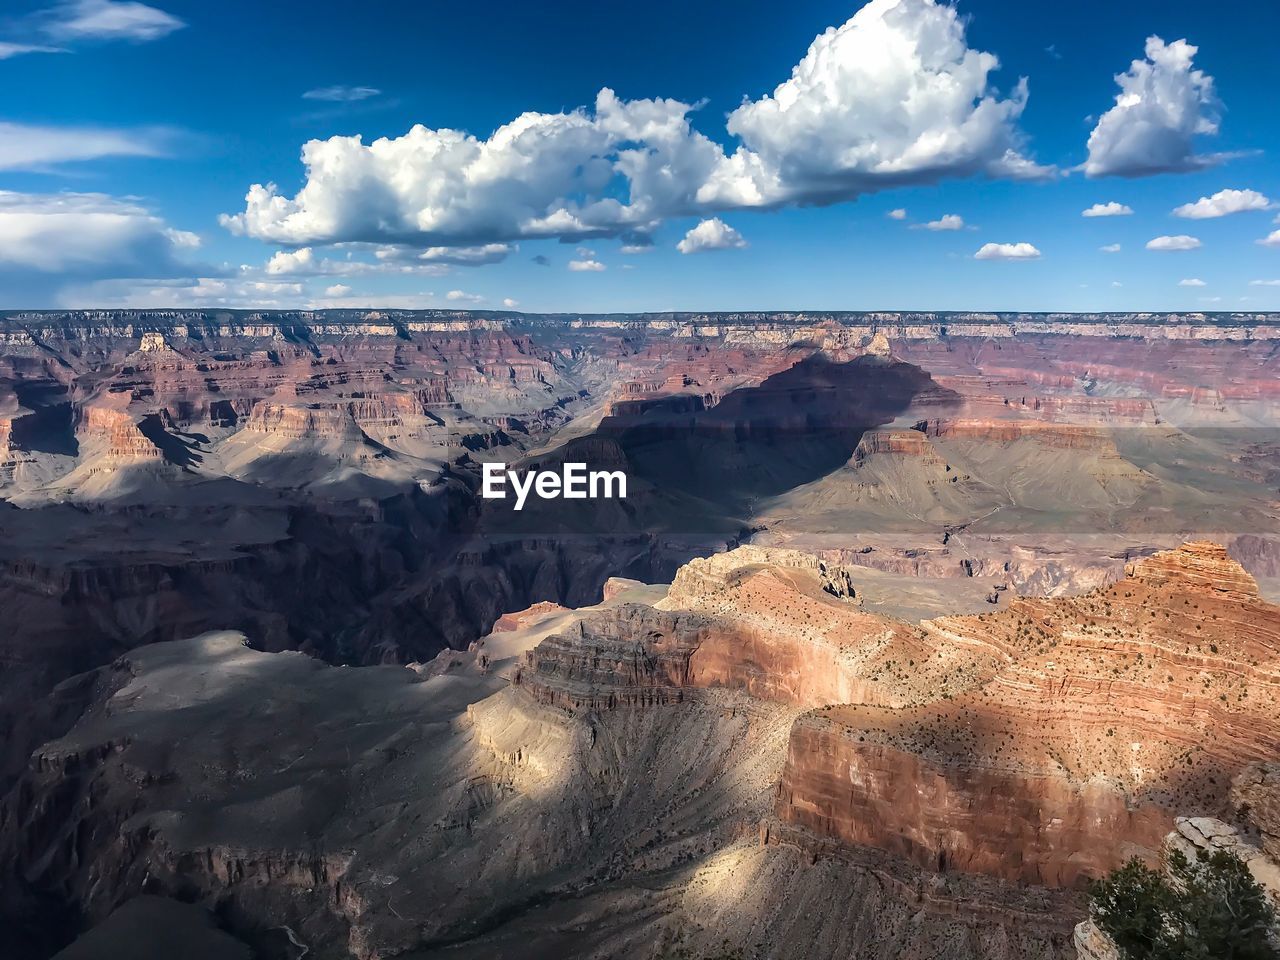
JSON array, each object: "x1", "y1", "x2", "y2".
[
  {"x1": 1168, "y1": 848, "x2": 1278, "y2": 959},
  {"x1": 1089, "y1": 857, "x2": 1176, "y2": 957},
  {"x1": 1088, "y1": 848, "x2": 1279, "y2": 960}
]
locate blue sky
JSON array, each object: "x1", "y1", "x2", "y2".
[{"x1": 2, "y1": 0, "x2": 1279, "y2": 312}]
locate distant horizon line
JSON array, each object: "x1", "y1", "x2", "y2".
[{"x1": 3, "y1": 308, "x2": 1280, "y2": 322}]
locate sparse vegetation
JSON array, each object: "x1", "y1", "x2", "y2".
[{"x1": 1088, "y1": 848, "x2": 1278, "y2": 959}]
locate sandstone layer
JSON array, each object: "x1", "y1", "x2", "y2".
[{"x1": 777, "y1": 542, "x2": 1280, "y2": 887}]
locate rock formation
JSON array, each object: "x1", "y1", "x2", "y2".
[
  {"x1": 0, "y1": 311, "x2": 1278, "y2": 958},
  {"x1": 776, "y1": 542, "x2": 1280, "y2": 887}
]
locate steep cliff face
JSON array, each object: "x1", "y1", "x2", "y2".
[
  {"x1": 916, "y1": 418, "x2": 1131, "y2": 450},
  {"x1": 776, "y1": 542, "x2": 1280, "y2": 888},
  {"x1": 519, "y1": 545, "x2": 1021, "y2": 718},
  {"x1": 1232, "y1": 762, "x2": 1280, "y2": 862},
  {"x1": 241, "y1": 402, "x2": 368, "y2": 441},
  {"x1": 853, "y1": 428, "x2": 950, "y2": 462},
  {"x1": 76, "y1": 407, "x2": 163, "y2": 462}
]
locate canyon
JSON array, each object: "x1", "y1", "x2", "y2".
[{"x1": 0, "y1": 309, "x2": 1277, "y2": 959}]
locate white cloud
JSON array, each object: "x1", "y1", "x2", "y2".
[
  {"x1": 1082, "y1": 201, "x2": 1133, "y2": 217},
  {"x1": 260, "y1": 243, "x2": 513, "y2": 278},
  {"x1": 264, "y1": 248, "x2": 325, "y2": 276},
  {"x1": 324, "y1": 283, "x2": 352, "y2": 297},
  {"x1": 1258, "y1": 230, "x2": 1280, "y2": 247},
  {"x1": 502, "y1": 297, "x2": 519, "y2": 308},
  {"x1": 219, "y1": 88, "x2": 697, "y2": 246},
  {"x1": 260, "y1": 247, "x2": 420, "y2": 277},
  {"x1": 1146, "y1": 234, "x2": 1201, "y2": 251},
  {"x1": 222, "y1": 0, "x2": 1045, "y2": 250},
  {"x1": 620, "y1": 244, "x2": 652, "y2": 254},
  {"x1": 1173, "y1": 188, "x2": 1271, "y2": 219},
  {"x1": 1177, "y1": 278, "x2": 1206, "y2": 286},
  {"x1": 887, "y1": 208, "x2": 907, "y2": 220},
  {"x1": 303, "y1": 85, "x2": 380, "y2": 102},
  {"x1": 676, "y1": 217, "x2": 747, "y2": 253},
  {"x1": 707, "y1": 0, "x2": 1049, "y2": 208},
  {"x1": 1249, "y1": 279, "x2": 1280, "y2": 287},
  {"x1": 373, "y1": 242, "x2": 512, "y2": 266},
  {"x1": 1111, "y1": 281, "x2": 1123, "y2": 287},
  {"x1": 0, "y1": 121, "x2": 167, "y2": 171},
  {"x1": 43, "y1": 0, "x2": 185, "y2": 42},
  {"x1": 0, "y1": 42, "x2": 65, "y2": 59},
  {"x1": 1083, "y1": 36, "x2": 1219, "y2": 178},
  {"x1": 921, "y1": 214, "x2": 964, "y2": 231},
  {"x1": 974, "y1": 241, "x2": 1040, "y2": 260},
  {"x1": 567, "y1": 259, "x2": 606, "y2": 272},
  {"x1": 0, "y1": 190, "x2": 198, "y2": 274},
  {"x1": 1100, "y1": 243, "x2": 1121, "y2": 253},
  {"x1": 446, "y1": 289, "x2": 484, "y2": 303},
  {"x1": 0, "y1": 190, "x2": 205, "y2": 305}
]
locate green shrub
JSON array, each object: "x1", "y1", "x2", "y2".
[{"x1": 1088, "y1": 847, "x2": 1278, "y2": 959}]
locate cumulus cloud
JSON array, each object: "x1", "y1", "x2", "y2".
[
  {"x1": 1083, "y1": 36, "x2": 1219, "y2": 178},
  {"x1": 676, "y1": 218, "x2": 747, "y2": 253},
  {"x1": 974, "y1": 241, "x2": 1040, "y2": 260},
  {"x1": 706, "y1": 0, "x2": 1048, "y2": 208},
  {"x1": 43, "y1": 0, "x2": 184, "y2": 42},
  {"x1": 502, "y1": 297, "x2": 519, "y2": 308},
  {"x1": 1249, "y1": 279, "x2": 1280, "y2": 287},
  {"x1": 1100, "y1": 243, "x2": 1121, "y2": 253},
  {"x1": 324, "y1": 283, "x2": 352, "y2": 297},
  {"x1": 221, "y1": 0, "x2": 1045, "y2": 250},
  {"x1": 0, "y1": 121, "x2": 168, "y2": 171},
  {"x1": 920, "y1": 214, "x2": 964, "y2": 231},
  {"x1": 1172, "y1": 188, "x2": 1272, "y2": 219},
  {"x1": 446, "y1": 289, "x2": 484, "y2": 303},
  {"x1": 264, "y1": 248, "x2": 336, "y2": 276},
  {"x1": 1258, "y1": 231, "x2": 1280, "y2": 247},
  {"x1": 1177, "y1": 277, "x2": 1206, "y2": 286},
  {"x1": 1082, "y1": 201, "x2": 1132, "y2": 217},
  {"x1": 1146, "y1": 234, "x2": 1201, "y2": 251},
  {"x1": 887, "y1": 208, "x2": 907, "y2": 220},
  {"x1": 303, "y1": 85, "x2": 380, "y2": 102},
  {"x1": 568, "y1": 259, "x2": 606, "y2": 272}
]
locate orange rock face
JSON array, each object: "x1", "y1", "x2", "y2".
[
  {"x1": 77, "y1": 406, "x2": 162, "y2": 460},
  {"x1": 776, "y1": 542, "x2": 1280, "y2": 887},
  {"x1": 915, "y1": 417, "x2": 1126, "y2": 450},
  {"x1": 852, "y1": 428, "x2": 946, "y2": 462},
  {"x1": 519, "y1": 547, "x2": 1000, "y2": 711},
  {"x1": 242, "y1": 402, "x2": 366, "y2": 441},
  {"x1": 491, "y1": 600, "x2": 568, "y2": 633},
  {"x1": 516, "y1": 542, "x2": 1280, "y2": 889}
]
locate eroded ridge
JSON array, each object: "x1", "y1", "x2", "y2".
[{"x1": 777, "y1": 541, "x2": 1280, "y2": 887}]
